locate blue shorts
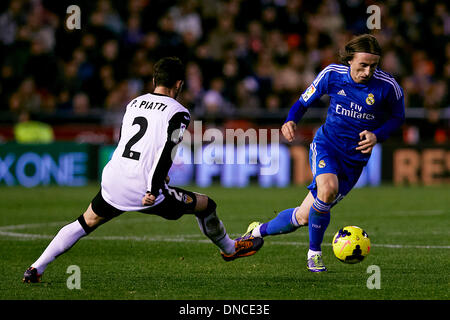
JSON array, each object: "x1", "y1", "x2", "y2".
[{"x1": 307, "y1": 140, "x2": 366, "y2": 207}]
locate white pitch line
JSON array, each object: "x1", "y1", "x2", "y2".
[
  {"x1": 0, "y1": 222, "x2": 449, "y2": 249},
  {"x1": 268, "y1": 241, "x2": 450, "y2": 249},
  {"x1": 391, "y1": 209, "x2": 446, "y2": 216}
]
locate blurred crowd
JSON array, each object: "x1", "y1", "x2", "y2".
[{"x1": 0, "y1": 0, "x2": 448, "y2": 141}]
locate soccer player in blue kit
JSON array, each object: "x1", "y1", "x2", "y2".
[{"x1": 238, "y1": 34, "x2": 405, "y2": 272}]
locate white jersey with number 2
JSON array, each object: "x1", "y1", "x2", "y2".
[{"x1": 101, "y1": 93, "x2": 189, "y2": 211}]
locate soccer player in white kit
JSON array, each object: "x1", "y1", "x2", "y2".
[{"x1": 23, "y1": 57, "x2": 263, "y2": 283}]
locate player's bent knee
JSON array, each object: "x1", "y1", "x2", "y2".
[
  {"x1": 77, "y1": 214, "x2": 96, "y2": 235},
  {"x1": 193, "y1": 193, "x2": 208, "y2": 211},
  {"x1": 79, "y1": 204, "x2": 107, "y2": 234},
  {"x1": 317, "y1": 183, "x2": 338, "y2": 203},
  {"x1": 316, "y1": 174, "x2": 338, "y2": 202},
  {"x1": 319, "y1": 190, "x2": 337, "y2": 203},
  {"x1": 194, "y1": 197, "x2": 217, "y2": 219}
]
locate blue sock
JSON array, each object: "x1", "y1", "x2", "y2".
[
  {"x1": 308, "y1": 198, "x2": 331, "y2": 251},
  {"x1": 260, "y1": 208, "x2": 300, "y2": 237}
]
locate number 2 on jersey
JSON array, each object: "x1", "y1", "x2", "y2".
[{"x1": 122, "y1": 116, "x2": 148, "y2": 160}]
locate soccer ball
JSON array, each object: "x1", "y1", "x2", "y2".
[{"x1": 332, "y1": 226, "x2": 371, "y2": 264}]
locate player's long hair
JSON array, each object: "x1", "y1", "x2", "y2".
[{"x1": 340, "y1": 34, "x2": 382, "y2": 66}]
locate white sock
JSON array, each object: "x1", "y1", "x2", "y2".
[
  {"x1": 308, "y1": 249, "x2": 322, "y2": 260},
  {"x1": 31, "y1": 220, "x2": 87, "y2": 274},
  {"x1": 251, "y1": 225, "x2": 262, "y2": 238},
  {"x1": 196, "y1": 213, "x2": 235, "y2": 255},
  {"x1": 216, "y1": 234, "x2": 236, "y2": 255}
]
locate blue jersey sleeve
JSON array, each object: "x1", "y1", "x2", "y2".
[
  {"x1": 372, "y1": 86, "x2": 405, "y2": 142},
  {"x1": 285, "y1": 66, "x2": 331, "y2": 123}
]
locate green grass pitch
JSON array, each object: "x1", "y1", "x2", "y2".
[{"x1": 0, "y1": 184, "x2": 448, "y2": 300}]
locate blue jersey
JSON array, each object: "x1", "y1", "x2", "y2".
[{"x1": 286, "y1": 64, "x2": 405, "y2": 163}]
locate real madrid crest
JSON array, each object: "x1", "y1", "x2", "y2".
[
  {"x1": 366, "y1": 93, "x2": 375, "y2": 105},
  {"x1": 318, "y1": 160, "x2": 326, "y2": 168}
]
